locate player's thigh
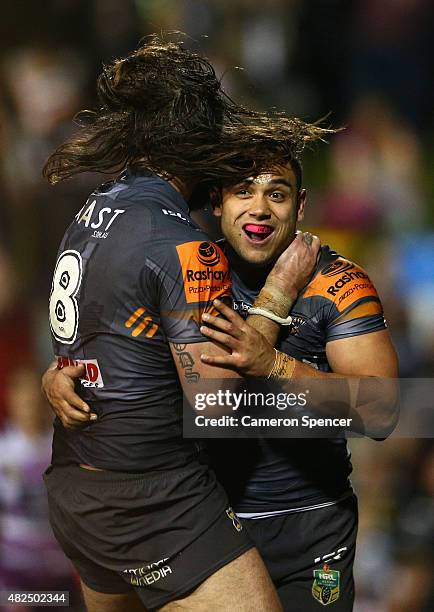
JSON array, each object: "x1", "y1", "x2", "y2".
[
  {"x1": 159, "y1": 547, "x2": 282, "y2": 612},
  {"x1": 81, "y1": 581, "x2": 147, "y2": 612}
]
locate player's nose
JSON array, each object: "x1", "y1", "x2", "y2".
[{"x1": 248, "y1": 195, "x2": 271, "y2": 218}]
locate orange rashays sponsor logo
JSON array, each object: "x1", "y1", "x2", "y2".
[
  {"x1": 176, "y1": 241, "x2": 231, "y2": 305},
  {"x1": 303, "y1": 258, "x2": 379, "y2": 312}
]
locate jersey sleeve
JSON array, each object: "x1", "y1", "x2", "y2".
[
  {"x1": 302, "y1": 257, "x2": 387, "y2": 342},
  {"x1": 141, "y1": 239, "x2": 231, "y2": 344}
]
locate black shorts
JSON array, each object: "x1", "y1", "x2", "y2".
[
  {"x1": 241, "y1": 494, "x2": 358, "y2": 611},
  {"x1": 44, "y1": 462, "x2": 253, "y2": 610}
]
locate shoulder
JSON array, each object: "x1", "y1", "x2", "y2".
[
  {"x1": 162, "y1": 240, "x2": 230, "y2": 285},
  {"x1": 302, "y1": 246, "x2": 382, "y2": 316}
]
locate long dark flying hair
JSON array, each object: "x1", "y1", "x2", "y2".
[{"x1": 43, "y1": 34, "x2": 336, "y2": 186}]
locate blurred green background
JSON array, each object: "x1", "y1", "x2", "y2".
[{"x1": 0, "y1": 2, "x2": 433, "y2": 610}]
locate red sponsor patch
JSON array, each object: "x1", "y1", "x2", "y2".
[{"x1": 57, "y1": 356, "x2": 104, "y2": 388}]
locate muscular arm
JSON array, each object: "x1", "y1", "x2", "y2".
[
  {"x1": 200, "y1": 301, "x2": 399, "y2": 438},
  {"x1": 274, "y1": 329, "x2": 398, "y2": 436},
  {"x1": 326, "y1": 329, "x2": 398, "y2": 377},
  {"x1": 270, "y1": 328, "x2": 398, "y2": 380}
]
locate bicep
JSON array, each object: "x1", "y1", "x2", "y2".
[
  {"x1": 170, "y1": 341, "x2": 241, "y2": 388},
  {"x1": 326, "y1": 329, "x2": 398, "y2": 377}
]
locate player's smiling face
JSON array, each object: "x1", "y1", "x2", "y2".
[{"x1": 214, "y1": 162, "x2": 306, "y2": 266}]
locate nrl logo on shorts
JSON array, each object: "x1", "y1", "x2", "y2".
[
  {"x1": 312, "y1": 564, "x2": 340, "y2": 606},
  {"x1": 225, "y1": 507, "x2": 243, "y2": 532}
]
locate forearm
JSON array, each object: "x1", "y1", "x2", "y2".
[
  {"x1": 269, "y1": 352, "x2": 399, "y2": 438},
  {"x1": 245, "y1": 230, "x2": 319, "y2": 351},
  {"x1": 247, "y1": 283, "x2": 298, "y2": 346}
]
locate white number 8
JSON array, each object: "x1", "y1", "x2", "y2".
[{"x1": 49, "y1": 250, "x2": 83, "y2": 344}]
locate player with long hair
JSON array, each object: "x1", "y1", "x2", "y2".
[{"x1": 41, "y1": 35, "x2": 328, "y2": 612}]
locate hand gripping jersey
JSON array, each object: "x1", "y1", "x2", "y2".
[
  {"x1": 212, "y1": 244, "x2": 386, "y2": 514},
  {"x1": 49, "y1": 172, "x2": 230, "y2": 472}
]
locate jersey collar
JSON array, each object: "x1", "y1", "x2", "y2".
[{"x1": 120, "y1": 169, "x2": 190, "y2": 214}]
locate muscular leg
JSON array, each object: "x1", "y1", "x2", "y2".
[
  {"x1": 159, "y1": 548, "x2": 282, "y2": 612},
  {"x1": 80, "y1": 581, "x2": 147, "y2": 612}
]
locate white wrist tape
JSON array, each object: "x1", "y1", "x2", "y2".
[{"x1": 248, "y1": 307, "x2": 293, "y2": 326}]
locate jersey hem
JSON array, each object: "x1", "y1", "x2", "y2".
[
  {"x1": 235, "y1": 490, "x2": 354, "y2": 519},
  {"x1": 326, "y1": 322, "x2": 387, "y2": 343},
  {"x1": 166, "y1": 336, "x2": 208, "y2": 344}
]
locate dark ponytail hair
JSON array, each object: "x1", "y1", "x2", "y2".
[{"x1": 43, "y1": 34, "x2": 336, "y2": 186}]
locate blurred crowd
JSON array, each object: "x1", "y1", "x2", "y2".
[{"x1": 0, "y1": 1, "x2": 433, "y2": 610}]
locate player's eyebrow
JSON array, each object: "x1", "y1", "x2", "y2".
[
  {"x1": 235, "y1": 178, "x2": 293, "y2": 189},
  {"x1": 266, "y1": 179, "x2": 293, "y2": 189}
]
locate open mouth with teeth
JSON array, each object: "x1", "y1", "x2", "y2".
[{"x1": 242, "y1": 223, "x2": 275, "y2": 244}]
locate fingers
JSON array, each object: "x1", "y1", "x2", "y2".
[
  {"x1": 58, "y1": 409, "x2": 97, "y2": 429},
  {"x1": 61, "y1": 363, "x2": 86, "y2": 380},
  {"x1": 280, "y1": 231, "x2": 320, "y2": 255},
  {"x1": 60, "y1": 415, "x2": 91, "y2": 430},
  {"x1": 200, "y1": 352, "x2": 235, "y2": 368},
  {"x1": 298, "y1": 232, "x2": 321, "y2": 258},
  {"x1": 302, "y1": 232, "x2": 313, "y2": 246},
  {"x1": 48, "y1": 370, "x2": 90, "y2": 412},
  {"x1": 299, "y1": 231, "x2": 319, "y2": 248},
  {"x1": 209, "y1": 299, "x2": 241, "y2": 323},
  {"x1": 54, "y1": 395, "x2": 98, "y2": 429},
  {"x1": 202, "y1": 308, "x2": 244, "y2": 338},
  {"x1": 200, "y1": 325, "x2": 237, "y2": 349},
  {"x1": 58, "y1": 400, "x2": 94, "y2": 424},
  {"x1": 57, "y1": 384, "x2": 91, "y2": 413},
  {"x1": 311, "y1": 234, "x2": 321, "y2": 260}
]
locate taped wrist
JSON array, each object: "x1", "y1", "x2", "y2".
[
  {"x1": 267, "y1": 349, "x2": 296, "y2": 380},
  {"x1": 253, "y1": 284, "x2": 295, "y2": 319}
]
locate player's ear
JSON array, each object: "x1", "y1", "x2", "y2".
[
  {"x1": 296, "y1": 189, "x2": 306, "y2": 222},
  {"x1": 212, "y1": 204, "x2": 222, "y2": 218},
  {"x1": 210, "y1": 186, "x2": 222, "y2": 217}
]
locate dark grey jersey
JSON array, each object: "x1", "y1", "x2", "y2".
[
  {"x1": 49, "y1": 172, "x2": 231, "y2": 472},
  {"x1": 212, "y1": 244, "x2": 386, "y2": 512}
]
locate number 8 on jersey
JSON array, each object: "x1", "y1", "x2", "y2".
[{"x1": 49, "y1": 250, "x2": 83, "y2": 344}]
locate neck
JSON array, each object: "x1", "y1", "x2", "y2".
[
  {"x1": 168, "y1": 177, "x2": 195, "y2": 201},
  {"x1": 226, "y1": 244, "x2": 274, "y2": 290},
  {"x1": 131, "y1": 163, "x2": 196, "y2": 201}
]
